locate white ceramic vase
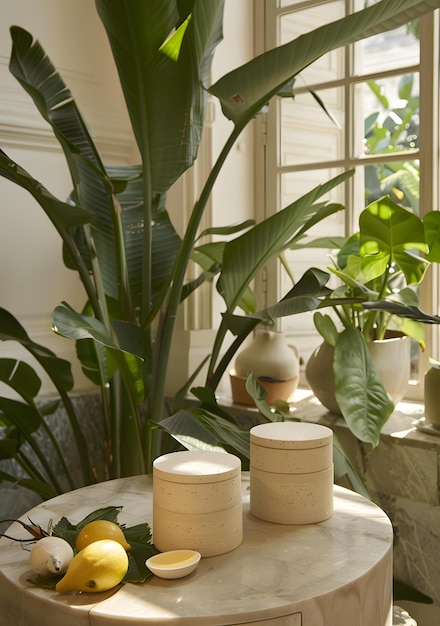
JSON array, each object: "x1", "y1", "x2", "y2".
[
  {"x1": 231, "y1": 329, "x2": 300, "y2": 405},
  {"x1": 234, "y1": 329, "x2": 299, "y2": 381}
]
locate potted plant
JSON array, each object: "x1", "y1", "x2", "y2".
[
  {"x1": 1, "y1": 0, "x2": 439, "y2": 500},
  {"x1": 306, "y1": 194, "x2": 440, "y2": 447}
]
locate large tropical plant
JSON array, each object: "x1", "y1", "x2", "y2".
[{"x1": 1, "y1": 0, "x2": 440, "y2": 498}]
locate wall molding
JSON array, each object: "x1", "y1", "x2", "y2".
[{"x1": 0, "y1": 84, "x2": 135, "y2": 163}]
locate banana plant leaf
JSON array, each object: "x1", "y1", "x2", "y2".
[
  {"x1": 0, "y1": 359, "x2": 41, "y2": 403},
  {"x1": 0, "y1": 470, "x2": 57, "y2": 500},
  {"x1": 52, "y1": 304, "x2": 144, "y2": 405},
  {"x1": 217, "y1": 171, "x2": 351, "y2": 311},
  {"x1": 0, "y1": 151, "x2": 94, "y2": 231},
  {"x1": 96, "y1": 0, "x2": 224, "y2": 194},
  {"x1": 0, "y1": 308, "x2": 74, "y2": 392},
  {"x1": 209, "y1": 0, "x2": 440, "y2": 126},
  {"x1": 0, "y1": 398, "x2": 45, "y2": 448}
]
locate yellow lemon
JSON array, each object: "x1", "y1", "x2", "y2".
[
  {"x1": 75, "y1": 520, "x2": 130, "y2": 552},
  {"x1": 55, "y1": 539, "x2": 129, "y2": 593}
]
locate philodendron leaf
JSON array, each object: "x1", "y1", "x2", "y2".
[
  {"x1": 359, "y1": 196, "x2": 428, "y2": 285},
  {"x1": 313, "y1": 312, "x2": 339, "y2": 346},
  {"x1": 363, "y1": 301, "x2": 440, "y2": 325},
  {"x1": 424, "y1": 210, "x2": 440, "y2": 262},
  {"x1": 334, "y1": 328, "x2": 394, "y2": 447}
]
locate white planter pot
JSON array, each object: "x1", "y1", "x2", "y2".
[{"x1": 305, "y1": 332, "x2": 410, "y2": 415}]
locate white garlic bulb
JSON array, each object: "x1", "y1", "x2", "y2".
[{"x1": 29, "y1": 536, "x2": 74, "y2": 576}]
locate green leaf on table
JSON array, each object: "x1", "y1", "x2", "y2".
[{"x1": 27, "y1": 506, "x2": 155, "y2": 588}]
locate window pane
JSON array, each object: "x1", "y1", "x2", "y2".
[
  {"x1": 364, "y1": 161, "x2": 419, "y2": 212},
  {"x1": 356, "y1": 25, "x2": 419, "y2": 74},
  {"x1": 280, "y1": 87, "x2": 345, "y2": 166},
  {"x1": 279, "y1": 1, "x2": 345, "y2": 84},
  {"x1": 280, "y1": 168, "x2": 345, "y2": 229},
  {"x1": 359, "y1": 74, "x2": 419, "y2": 158},
  {"x1": 279, "y1": 168, "x2": 346, "y2": 361}
]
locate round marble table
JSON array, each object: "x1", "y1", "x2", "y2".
[{"x1": 0, "y1": 473, "x2": 393, "y2": 626}]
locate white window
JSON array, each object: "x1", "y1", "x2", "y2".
[{"x1": 255, "y1": 0, "x2": 440, "y2": 400}]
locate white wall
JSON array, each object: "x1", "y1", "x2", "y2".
[
  {"x1": 0, "y1": 1, "x2": 255, "y2": 398},
  {"x1": 0, "y1": 0, "x2": 135, "y2": 394},
  {"x1": 165, "y1": 1, "x2": 256, "y2": 395}
]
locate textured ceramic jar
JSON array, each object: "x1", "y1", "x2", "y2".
[
  {"x1": 250, "y1": 422, "x2": 334, "y2": 524},
  {"x1": 153, "y1": 450, "x2": 243, "y2": 557}
]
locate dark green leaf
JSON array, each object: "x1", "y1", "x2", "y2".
[
  {"x1": 0, "y1": 308, "x2": 74, "y2": 392},
  {"x1": 363, "y1": 301, "x2": 440, "y2": 325},
  {"x1": 0, "y1": 359, "x2": 41, "y2": 401},
  {"x1": 313, "y1": 312, "x2": 339, "y2": 346},
  {"x1": 217, "y1": 173, "x2": 349, "y2": 311},
  {"x1": 0, "y1": 398, "x2": 44, "y2": 434},
  {"x1": 393, "y1": 578, "x2": 433, "y2": 603},
  {"x1": 209, "y1": 0, "x2": 440, "y2": 126},
  {"x1": 333, "y1": 433, "x2": 370, "y2": 499},
  {"x1": 334, "y1": 328, "x2": 394, "y2": 446},
  {"x1": 97, "y1": 0, "x2": 224, "y2": 193},
  {"x1": 245, "y1": 375, "x2": 284, "y2": 422},
  {"x1": 0, "y1": 470, "x2": 56, "y2": 500},
  {"x1": 52, "y1": 304, "x2": 144, "y2": 404}
]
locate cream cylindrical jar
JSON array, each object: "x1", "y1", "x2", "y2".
[
  {"x1": 250, "y1": 422, "x2": 334, "y2": 524},
  {"x1": 153, "y1": 450, "x2": 242, "y2": 557}
]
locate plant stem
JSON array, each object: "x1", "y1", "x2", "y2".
[
  {"x1": 364, "y1": 264, "x2": 391, "y2": 340},
  {"x1": 109, "y1": 191, "x2": 133, "y2": 321},
  {"x1": 149, "y1": 123, "x2": 246, "y2": 440}
]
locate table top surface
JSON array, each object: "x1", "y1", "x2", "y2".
[{"x1": 0, "y1": 473, "x2": 393, "y2": 626}]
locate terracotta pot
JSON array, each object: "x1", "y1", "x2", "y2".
[
  {"x1": 305, "y1": 332, "x2": 410, "y2": 415},
  {"x1": 229, "y1": 369, "x2": 299, "y2": 406},
  {"x1": 231, "y1": 329, "x2": 300, "y2": 405}
]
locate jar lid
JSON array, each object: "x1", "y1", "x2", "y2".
[
  {"x1": 153, "y1": 451, "x2": 241, "y2": 483},
  {"x1": 250, "y1": 422, "x2": 333, "y2": 449}
]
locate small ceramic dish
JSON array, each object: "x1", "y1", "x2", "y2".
[{"x1": 146, "y1": 549, "x2": 201, "y2": 579}]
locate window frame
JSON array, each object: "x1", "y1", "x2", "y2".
[{"x1": 254, "y1": 0, "x2": 440, "y2": 400}]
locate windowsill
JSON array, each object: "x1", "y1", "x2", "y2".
[{"x1": 215, "y1": 386, "x2": 440, "y2": 452}]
